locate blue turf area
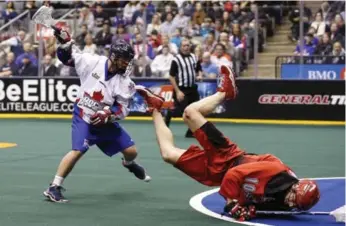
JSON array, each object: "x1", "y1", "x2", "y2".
[{"x1": 201, "y1": 178, "x2": 345, "y2": 226}]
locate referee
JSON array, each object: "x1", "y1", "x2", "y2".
[{"x1": 165, "y1": 38, "x2": 203, "y2": 138}]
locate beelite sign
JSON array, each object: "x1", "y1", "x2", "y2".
[{"x1": 0, "y1": 79, "x2": 79, "y2": 113}]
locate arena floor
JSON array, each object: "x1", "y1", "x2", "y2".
[{"x1": 0, "y1": 119, "x2": 344, "y2": 226}]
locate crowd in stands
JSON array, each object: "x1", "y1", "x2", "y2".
[
  {"x1": 289, "y1": 1, "x2": 345, "y2": 64},
  {"x1": 0, "y1": 0, "x2": 316, "y2": 78}
]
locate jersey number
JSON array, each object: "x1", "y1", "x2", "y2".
[{"x1": 243, "y1": 177, "x2": 259, "y2": 193}]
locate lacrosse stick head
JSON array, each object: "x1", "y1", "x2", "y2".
[
  {"x1": 330, "y1": 205, "x2": 346, "y2": 223},
  {"x1": 32, "y1": 6, "x2": 56, "y2": 28}
]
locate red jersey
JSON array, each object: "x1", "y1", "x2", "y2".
[{"x1": 219, "y1": 161, "x2": 299, "y2": 210}]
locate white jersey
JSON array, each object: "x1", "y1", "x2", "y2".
[{"x1": 71, "y1": 46, "x2": 136, "y2": 124}]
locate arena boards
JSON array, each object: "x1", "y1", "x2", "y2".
[{"x1": 189, "y1": 177, "x2": 345, "y2": 226}]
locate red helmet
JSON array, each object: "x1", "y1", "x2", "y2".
[{"x1": 295, "y1": 179, "x2": 320, "y2": 211}]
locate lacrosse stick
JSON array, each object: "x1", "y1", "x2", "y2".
[
  {"x1": 32, "y1": 6, "x2": 59, "y2": 33},
  {"x1": 256, "y1": 205, "x2": 346, "y2": 223},
  {"x1": 222, "y1": 205, "x2": 345, "y2": 223}
]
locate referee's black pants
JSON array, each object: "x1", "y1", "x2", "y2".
[{"x1": 164, "y1": 85, "x2": 200, "y2": 137}]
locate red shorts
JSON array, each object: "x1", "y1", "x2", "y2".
[{"x1": 174, "y1": 122, "x2": 245, "y2": 186}]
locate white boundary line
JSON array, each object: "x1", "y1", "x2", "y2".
[{"x1": 189, "y1": 177, "x2": 345, "y2": 226}]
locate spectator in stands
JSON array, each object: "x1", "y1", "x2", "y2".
[
  {"x1": 78, "y1": 7, "x2": 95, "y2": 32},
  {"x1": 288, "y1": 5, "x2": 312, "y2": 42},
  {"x1": 123, "y1": 1, "x2": 139, "y2": 25},
  {"x1": 75, "y1": 24, "x2": 89, "y2": 48},
  {"x1": 251, "y1": 3, "x2": 275, "y2": 37},
  {"x1": 230, "y1": 3, "x2": 244, "y2": 24},
  {"x1": 0, "y1": 52, "x2": 17, "y2": 77},
  {"x1": 306, "y1": 27, "x2": 320, "y2": 46},
  {"x1": 172, "y1": 8, "x2": 189, "y2": 35},
  {"x1": 23, "y1": 0, "x2": 37, "y2": 13},
  {"x1": 330, "y1": 1, "x2": 345, "y2": 15},
  {"x1": 151, "y1": 45, "x2": 174, "y2": 77},
  {"x1": 294, "y1": 33, "x2": 316, "y2": 56},
  {"x1": 170, "y1": 28, "x2": 182, "y2": 49},
  {"x1": 0, "y1": 29, "x2": 27, "y2": 57},
  {"x1": 112, "y1": 24, "x2": 131, "y2": 44},
  {"x1": 310, "y1": 12, "x2": 326, "y2": 38},
  {"x1": 42, "y1": 54, "x2": 57, "y2": 77},
  {"x1": 144, "y1": 0, "x2": 156, "y2": 23},
  {"x1": 329, "y1": 41, "x2": 345, "y2": 64},
  {"x1": 203, "y1": 32, "x2": 216, "y2": 53},
  {"x1": 221, "y1": 11, "x2": 231, "y2": 32},
  {"x1": 200, "y1": 17, "x2": 213, "y2": 38},
  {"x1": 44, "y1": 36, "x2": 57, "y2": 58},
  {"x1": 334, "y1": 14, "x2": 345, "y2": 36},
  {"x1": 157, "y1": 35, "x2": 178, "y2": 55},
  {"x1": 133, "y1": 33, "x2": 155, "y2": 60},
  {"x1": 131, "y1": 2, "x2": 147, "y2": 25},
  {"x1": 147, "y1": 13, "x2": 161, "y2": 36},
  {"x1": 206, "y1": 2, "x2": 223, "y2": 22},
  {"x1": 1, "y1": 1, "x2": 17, "y2": 24},
  {"x1": 94, "y1": 22, "x2": 112, "y2": 46},
  {"x1": 194, "y1": 45, "x2": 204, "y2": 61},
  {"x1": 211, "y1": 43, "x2": 232, "y2": 68},
  {"x1": 93, "y1": 4, "x2": 110, "y2": 28},
  {"x1": 160, "y1": 12, "x2": 176, "y2": 36},
  {"x1": 213, "y1": 19, "x2": 223, "y2": 40},
  {"x1": 230, "y1": 24, "x2": 245, "y2": 55},
  {"x1": 192, "y1": 2, "x2": 206, "y2": 31},
  {"x1": 133, "y1": 54, "x2": 152, "y2": 77},
  {"x1": 148, "y1": 30, "x2": 162, "y2": 51},
  {"x1": 332, "y1": 41, "x2": 345, "y2": 56},
  {"x1": 82, "y1": 34, "x2": 97, "y2": 55},
  {"x1": 330, "y1": 23, "x2": 345, "y2": 47},
  {"x1": 16, "y1": 54, "x2": 38, "y2": 77},
  {"x1": 318, "y1": 1, "x2": 335, "y2": 24},
  {"x1": 15, "y1": 42, "x2": 37, "y2": 68},
  {"x1": 219, "y1": 31, "x2": 234, "y2": 56},
  {"x1": 314, "y1": 33, "x2": 333, "y2": 55},
  {"x1": 159, "y1": 2, "x2": 178, "y2": 21},
  {"x1": 201, "y1": 52, "x2": 218, "y2": 79}
]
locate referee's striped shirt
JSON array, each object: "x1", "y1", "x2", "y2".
[{"x1": 169, "y1": 53, "x2": 202, "y2": 88}]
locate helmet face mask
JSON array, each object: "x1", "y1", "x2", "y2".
[{"x1": 108, "y1": 40, "x2": 134, "y2": 75}]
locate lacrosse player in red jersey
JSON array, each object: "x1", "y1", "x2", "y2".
[{"x1": 136, "y1": 64, "x2": 320, "y2": 221}]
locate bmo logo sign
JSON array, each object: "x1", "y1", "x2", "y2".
[
  {"x1": 308, "y1": 70, "x2": 338, "y2": 80},
  {"x1": 281, "y1": 64, "x2": 345, "y2": 80}
]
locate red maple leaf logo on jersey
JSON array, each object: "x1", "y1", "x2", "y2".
[{"x1": 92, "y1": 90, "x2": 104, "y2": 102}]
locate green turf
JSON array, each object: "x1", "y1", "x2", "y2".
[{"x1": 0, "y1": 119, "x2": 344, "y2": 226}]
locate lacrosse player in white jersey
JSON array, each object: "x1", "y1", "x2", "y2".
[{"x1": 43, "y1": 27, "x2": 154, "y2": 203}]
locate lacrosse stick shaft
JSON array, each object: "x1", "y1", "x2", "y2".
[{"x1": 256, "y1": 210, "x2": 330, "y2": 216}]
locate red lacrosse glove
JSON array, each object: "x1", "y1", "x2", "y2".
[
  {"x1": 90, "y1": 107, "x2": 112, "y2": 126},
  {"x1": 224, "y1": 200, "x2": 256, "y2": 221},
  {"x1": 53, "y1": 26, "x2": 71, "y2": 44}
]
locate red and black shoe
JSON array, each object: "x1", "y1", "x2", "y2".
[{"x1": 217, "y1": 65, "x2": 238, "y2": 100}]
